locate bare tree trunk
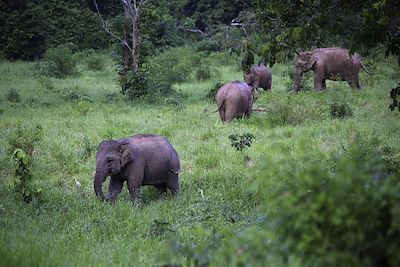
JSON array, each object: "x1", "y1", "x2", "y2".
[{"x1": 131, "y1": 9, "x2": 139, "y2": 71}]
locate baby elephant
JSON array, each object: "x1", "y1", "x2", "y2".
[
  {"x1": 216, "y1": 80, "x2": 256, "y2": 122},
  {"x1": 244, "y1": 64, "x2": 272, "y2": 91},
  {"x1": 93, "y1": 134, "x2": 180, "y2": 204}
]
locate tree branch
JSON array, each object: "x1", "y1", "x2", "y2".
[
  {"x1": 178, "y1": 26, "x2": 208, "y2": 37},
  {"x1": 94, "y1": 0, "x2": 133, "y2": 52}
]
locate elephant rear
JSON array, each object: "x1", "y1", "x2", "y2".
[{"x1": 215, "y1": 81, "x2": 254, "y2": 122}]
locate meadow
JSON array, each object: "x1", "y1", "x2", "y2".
[{"x1": 1, "y1": 51, "x2": 400, "y2": 266}]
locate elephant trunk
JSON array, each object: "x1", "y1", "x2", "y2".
[
  {"x1": 293, "y1": 68, "x2": 302, "y2": 91},
  {"x1": 94, "y1": 167, "x2": 107, "y2": 200}
]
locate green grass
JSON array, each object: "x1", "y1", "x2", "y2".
[{"x1": 0, "y1": 52, "x2": 399, "y2": 266}]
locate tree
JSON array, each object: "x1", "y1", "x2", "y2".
[
  {"x1": 94, "y1": 0, "x2": 150, "y2": 71},
  {"x1": 253, "y1": 0, "x2": 400, "y2": 67}
]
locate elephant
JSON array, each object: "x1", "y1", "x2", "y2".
[
  {"x1": 244, "y1": 64, "x2": 272, "y2": 91},
  {"x1": 93, "y1": 134, "x2": 180, "y2": 204},
  {"x1": 215, "y1": 80, "x2": 256, "y2": 122},
  {"x1": 293, "y1": 47, "x2": 369, "y2": 91}
]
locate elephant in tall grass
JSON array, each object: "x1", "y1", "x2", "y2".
[
  {"x1": 293, "y1": 47, "x2": 369, "y2": 91},
  {"x1": 94, "y1": 134, "x2": 180, "y2": 204},
  {"x1": 215, "y1": 81, "x2": 256, "y2": 122},
  {"x1": 244, "y1": 64, "x2": 272, "y2": 91}
]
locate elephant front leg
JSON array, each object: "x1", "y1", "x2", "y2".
[
  {"x1": 127, "y1": 179, "x2": 142, "y2": 206},
  {"x1": 314, "y1": 70, "x2": 326, "y2": 91},
  {"x1": 106, "y1": 176, "x2": 123, "y2": 203}
]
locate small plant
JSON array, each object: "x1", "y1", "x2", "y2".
[
  {"x1": 229, "y1": 133, "x2": 255, "y2": 152},
  {"x1": 6, "y1": 88, "x2": 21, "y2": 103},
  {"x1": 207, "y1": 82, "x2": 223, "y2": 99},
  {"x1": 7, "y1": 124, "x2": 44, "y2": 203},
  {"x1": 75, "y1": 100, "x2": 92, "y2": 116},
  {"x1": 330, "y1": 101, "x2": 353, "y2": 118}
]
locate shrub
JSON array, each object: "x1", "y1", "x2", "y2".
[
  {"x1": 330, "y1": 101, "x2": 353, "y2": 118},
  {"x1": 147, "y1": 47, "x2": 197, "y2": 95},
  {"x1": 257, "y1": 137, "x2": 400, "y2": 266},
  {"x1": 207, "y1": 82, "x2": 223, "y2": 99},
  {"x1": 118, "y1": 67, "x2": 148, "y2": 100},
  {"x1": 6, "y1": 88, "x2": 21, "y2": 103},
  {"x1": 7, "y1": 124, "x2": 44, "y2": 203},
  {"x1": 228, "y1": 133, "x2": 255, "y2": 152},
  {"x1": 42, "y1": 44, "x2": 77, "y2": 78}
]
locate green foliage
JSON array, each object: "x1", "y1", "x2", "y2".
[
  {"x1": 119, "y1": 67, "x2": 148, "y2": 100},
  {"x1": 42, "y1": 44, "x2": 77, "y2": 78},
  {"x1": 256, "y1": 1, "x2": 400, "y2": 66},
  {"x1": 257, "y1": 137, "x2": 400, "y2": 266},
  {"x1": 228, "y1": 133, "x2": 255, "y2": 152},
  {"x1": 84, "y1": 51, "x2": 106, "y2": 71},
  {"x1": 6, "y1": 88, "x2": 21, "y2": 103},
  {"x1": 330, "y1": 101, "x2": 353, "y2": 119},
  {"x1": 147, "y1": 47, "x2": 197, "y2": 95},
  {"x1": 7, "y1": 124, "x2": 44, "y2": 203},
  {"x1": 389, "y1": 83, "x2": 400, "y2": 111},
  {"x1": 207, "y1": 82, "x2": 224, "y2": 99}
]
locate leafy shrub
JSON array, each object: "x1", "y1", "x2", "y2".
[
  {"x1": 147, "y1": 47, "x2": 197, "y2": 95},
  {"x1": 6, "y1": 88, "x2": 21, "y2": 103},
  {"x1": 207, "y1": 82, "x2": 223, "y2": 99},
  {"x1": 228, "y1": 133, "x2": 255, "y2": 152},
  {"x1": 62, "y1": 86, "x2": 88, "y2": 102},
  {"x1": 257, "y1": 137, "x2": 400, "y2": 266},
  {"x1": 37, "y1": 75, "x2": 59, "y2": 93},
  {"x1": 119, "y1": 67, "x2": 148, "y2": 100},
  {"x1": 7, "y1": 124, "x2": 44, "y2": 203},
  {"x1": 42, "y1": 44, "x2": 77, "y2": 78},
  {"x1": 330, "y1": 101, "x2": 353, "y2": 118}
]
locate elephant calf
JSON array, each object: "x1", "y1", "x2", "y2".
[
  {"x1": 244, "y1": 64, "x2": 272, "y2": 91},
  {"x1": 94, "y1": 134, "x2": 180, "y2": 204},
  {"x1": 293, "y1": 47, "x2": 369, "y2": 91},
  {"x1": 216, "y1": 81, "x2": 256, "y2": 122}
]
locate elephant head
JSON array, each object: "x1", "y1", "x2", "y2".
[
  {"x1": 93, "y1": 140, "x2": 133, "y2": 200},
  {"x1": 293, "y1": 51, "x2": 318, "y2": 90},
  {"x1": 244, "y1": 71, "x2": 256, "y2": 87}
]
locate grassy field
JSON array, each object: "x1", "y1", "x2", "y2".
[{"x1": 0, "y1": 52, "x2": 400, "y2": 266}]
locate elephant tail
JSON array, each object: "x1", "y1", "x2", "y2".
[{"x1": 213, "y1": 99, "x2": 224, "y2": 113}]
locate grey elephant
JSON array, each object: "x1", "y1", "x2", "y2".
[
  {"x1": 215, "y1": 81, "x2": 256, "y2": 122},
  {"x1": 293, "y1": 47, "x2": 369, "y2": 91},
  {"x1": 244, "y1": 64, "x2": 272, "y2": 91},
  {"x1": 93, "y1": 134, "x2": 180, "y2": 203}
]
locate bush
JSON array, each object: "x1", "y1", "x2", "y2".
[
  {"x1": 330, "y1": 101, "x2": 353, "y2": 118},
  {"x1": 7, "y1": 124, "x2": 44, "y2": 203},
  {"x1": 257, "y1": 137, "x2": 400, "y2": 266},
  {"x1": 119, "y1": 67, "x2": 148, "y2": 100},
  {"x1": 42, "y1": 44, "x2": 77, "y2": 78},
  {"x1": 6, "y1": 88, "x2": 21, "y2": 103},
  {"x1": 147, "y1": 47, "x2": 197, "y2": 95},
  {"x1": 207, "y1": 82, "x2": 223, "y2": 99}
]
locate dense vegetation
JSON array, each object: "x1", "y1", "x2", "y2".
[
  {"x1": 1, "y1": 48, "x2": 400, "y2": 266},
  {"x1": 1, "y1": 0, "x2": 400, "y2": 266}
]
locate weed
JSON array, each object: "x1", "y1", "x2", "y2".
[
  {"x1": 330, "y1": 101, "x2": 353, "y2": 118},
  {"x1": 207, "y1": 82, "x2": 223, "y2": 99},
  {"x1": 6, "y1": 88, "x2": 21, "y2": 103},
  {"x1": 228, "y1": 133, "x2": 255, "y2": 152}
]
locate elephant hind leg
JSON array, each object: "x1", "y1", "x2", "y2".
[
  {"x1": 348, "y1": 79, "x2": 362, "y2": 90},
  {"x1": 154, "y1": 183, "x2": 167, "y2": 198},
  {"x1": 166, "y1": 173, "x2": 179, "y2": 195}
]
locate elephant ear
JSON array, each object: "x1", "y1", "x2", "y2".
[
  {"x1": 307, "y1": 56, "x2": 318, "y2": 70},
  {"x1": 120, "y1": 143, "x2": 134, "y2": 167}
]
